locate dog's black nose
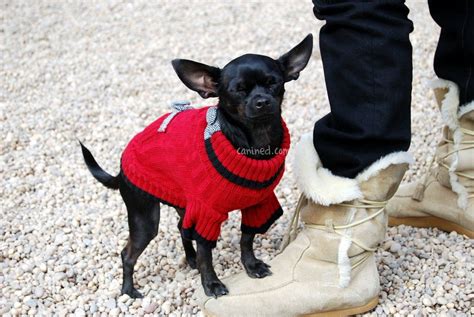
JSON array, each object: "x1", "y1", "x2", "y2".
[{"x1": 255, "y1": 98, "x2": 270, "y2": 109}]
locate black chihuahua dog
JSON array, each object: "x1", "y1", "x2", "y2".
[{"x1": 80, "y1": 34, "x2": 313, "y2": 298}]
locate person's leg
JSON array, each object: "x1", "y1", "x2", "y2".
[
  {"x1": 387, "y1": 1, "x2": 474, "y2": 237},
  {"x1": 313, "y1": 0, "x2": 413, "y2": 178},
  {"x1": 429, "y1": 0, "x2": 474, "y2": 107}
]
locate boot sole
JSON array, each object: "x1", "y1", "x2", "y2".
[
  {"x1": 389, "y1": 216, "x2": 473, "y2": 239},
  {"x1": 204, "y1": 297, "x2": 379, "y2": 317},
  {"x1": 302, "y1": 297, "x2": 378, "y2": 317}
]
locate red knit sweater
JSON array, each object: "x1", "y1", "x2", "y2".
[{"x1": 121, "y1": 105, "x2": 290, "y2": 247}]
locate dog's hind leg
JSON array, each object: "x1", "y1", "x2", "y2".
[
  {"x1": 176, "y1": 208, "x2": 197, "y2": 269},
  {"x1": 119, "y1": 181, "x2": 160, "y2": 298}
]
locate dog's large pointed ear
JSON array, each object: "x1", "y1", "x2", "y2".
[
  {"x1": 171, "y1": 59, "x2": 221, "y2": 98},
  {"x1": 278, "y1": 34, "x2": 313, "y2": 82}
]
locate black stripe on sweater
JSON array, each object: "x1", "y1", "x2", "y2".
[{"x1": 204, "y1": 139, "x2": 284, "y2": 190}]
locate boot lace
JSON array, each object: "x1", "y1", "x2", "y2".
[
  {"x1": 280, "y1": 196, "x2": 387, "y2": 264},
  {"x1": 412, "y1": 126, "x2": 474, "y2": 201}
]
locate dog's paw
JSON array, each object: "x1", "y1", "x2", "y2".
[
  {"x1": 243, "y1": 259, "x2": 272, "y2": 279},
  {"x1": 203, "y1": 280, "x2": 229, "y2": 298},
  {"x1": 121, "y1": 287, "x2": 143, "y2": 299}
]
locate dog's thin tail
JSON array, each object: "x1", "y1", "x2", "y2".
[{"x1": 79, "y1": 141, "x2": 119, "y2": 190}]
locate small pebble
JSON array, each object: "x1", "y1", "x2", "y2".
[
  {"x1": 144, "y1": 302, "x2": 159, "y2": 314},
  {"x1": 162, "y1": 301, "x2": 172, "y2": 315},
  {"x1": 33, "y1": 287, "x2": 44, "y2": 298},
  {"x1": 105, "y1": 298, "x2": 116, "y2": 310},
  {"x1": 390, "y1": 242, "x2": 402, "y2": 253},
  {"x1": 74, "y1": 308, "x2": 86, "y2": 317},
  {"x1": 437, "y1": 297, "x2": 448, "y2": 305}
]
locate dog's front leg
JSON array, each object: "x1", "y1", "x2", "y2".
[
  {"x1": 196, "y1": 242, "x2": 229, "y2": 298},
  {"x1": 175, "y1": 208, "x2": 197, "y2": 269},
  {"x1": 240, "y1": 232, "x2": 272, "y2": 278}
]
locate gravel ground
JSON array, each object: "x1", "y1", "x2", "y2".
[{"x1": 1, "y1": 1, "x2": 473, "y2": 316}]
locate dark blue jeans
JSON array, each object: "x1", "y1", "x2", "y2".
[{"x1": 312, "y1": 0, "x2": 473, "y2": 178}]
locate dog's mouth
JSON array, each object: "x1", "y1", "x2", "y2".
[{"x1": 246, "y1": 112, "x2": 278, "y2": 122}]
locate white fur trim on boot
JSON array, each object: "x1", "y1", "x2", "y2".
[
  {"x1": 430, "y1": 79, "x2": 460, "y2": 131},
  {"x1": 357, "y1": 151, "x2": 414, "y2": 182},
  {"x1": 293, "y1": 133, "x2": 413, "y2": 206},
  {"x1": 293, "y1": 133, "x2": 362, "y2": 206},
  {"x1": 458, "y1": 100, "x2": 474, "y2": 118}
]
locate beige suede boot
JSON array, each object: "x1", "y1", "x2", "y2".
[
  {"x1": 387, "y1": 79, "x2": 474, "y2": 238},
  {"x1": 197, "y1": 133, "x2": 412, "y2": 317}
]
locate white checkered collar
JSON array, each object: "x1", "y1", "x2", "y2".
[{"x1": 204, "y1": 106, "x2": 221, "y2": 140}]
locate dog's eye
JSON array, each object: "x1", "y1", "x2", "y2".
[{"x1": 236, "y1": 83, "x2": 246, "y2": 92}]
